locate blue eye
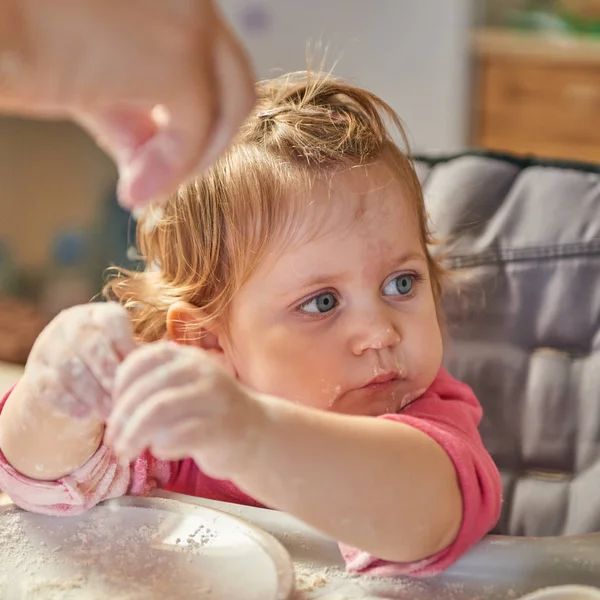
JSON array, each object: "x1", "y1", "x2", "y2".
[
  {"x1": 299, "y1": 292, "x2": 338, "y2": 314},
  {"x1": 384, "y1": 275, "x2": 414, "y2": 297}
]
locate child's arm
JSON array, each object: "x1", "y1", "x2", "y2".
[
  {"x1": 0, "y1": 303, "x2": 135, "y2": 481},
  {"x1": 0, "y1": 384, "x2": 173, "y2": 516},
  {"x1": 244, "y1": 372, "x2": 501, "y2": 573},
  {"x1": 234, "y1": 398, "x2": 463, "y2": 564},
  {"x1": 0, "y1": 379, "x2": 104, "y2": 480},
  {"x1": 108, "y1": 343, "x2": 501, "y2": 569},
  {"x1": 0, "y1": 305, "x2": 175, "y2": 516}
]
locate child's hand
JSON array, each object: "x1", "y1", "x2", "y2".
[
  {"x1": 24, "y1": 303, "x2": 136, "y2": 420},
  {"x1": 105, "y1": 341, "x2": 262, "y2": 476}
]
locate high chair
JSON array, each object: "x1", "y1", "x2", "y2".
[{"x1": 418, "y1": 150, "x2": 600, "y2": 597}]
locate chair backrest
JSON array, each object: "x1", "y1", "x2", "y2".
[{"x1": 417, "y1": 151, "x2": 600, "y2": 537}]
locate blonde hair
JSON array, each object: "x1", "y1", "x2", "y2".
[{"x1": 104, "y1": 71, "x2": 445, "y2": 341}]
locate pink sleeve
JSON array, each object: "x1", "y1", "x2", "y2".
[
  {"x1": 340, "y1": 368, "x2": 502, "y2": 578},
  {"x1": 0, "y1": 386, "x2": 173, "y2": 516}
]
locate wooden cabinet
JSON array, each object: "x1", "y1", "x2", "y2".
[{"x1": 473, "y1": 29, "x2": 600, "y2": 164}]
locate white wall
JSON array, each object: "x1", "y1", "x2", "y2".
[{"x1": 219, "y1": 0, "x2": 475, "y2": 153}]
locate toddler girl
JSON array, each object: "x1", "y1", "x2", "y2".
[{"x1": 0, "y1": 71, "x2": 501, "y2": 577}]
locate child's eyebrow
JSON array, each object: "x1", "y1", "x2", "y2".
[
  {"x1": 384, "y1": 251, "x2": 428, "y2": 270},
  {"x1": 295, "y1": 272, "x2": 347, "y2": 291},
  {"x1": 278, "y1": 252, "x2": 427, "y2": 298}
]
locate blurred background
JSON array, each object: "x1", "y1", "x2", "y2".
[{"x1": 2, "y1": 0, "x2": 600, "y2": 365}]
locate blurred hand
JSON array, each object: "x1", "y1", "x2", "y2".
[
  {"x1": 2, "y1": 0, "x2": 255, "y2": 208},
  {"x1": 106, "y1": 341, "x2": 263, "y2": 478},
  {"x1": 24, "y1": 303, "x2": 136, "y2": 420}
]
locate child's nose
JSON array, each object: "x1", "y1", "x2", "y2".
[{"x1": 350, "y1": 311, "x2": 402, "y2": 356}]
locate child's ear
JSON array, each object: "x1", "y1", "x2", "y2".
[{"x1": 166, "y1": 301, "x2": 223, "y2": 354}]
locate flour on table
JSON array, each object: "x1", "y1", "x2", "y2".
[{"x1": 0, "y1": 505, "x2": 213, "y2": 599}]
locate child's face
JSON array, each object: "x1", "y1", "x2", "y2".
[{"x1": 221, "y1": 162, "x2": 442, "y2": 416}]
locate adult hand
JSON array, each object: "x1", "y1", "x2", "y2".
[{"x1": 1, "y1": 0, "x2": 255, "y2": 208}]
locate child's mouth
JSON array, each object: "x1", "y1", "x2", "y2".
[{"x1": 361, "y1": 372, "x2": 401, "y2": 390}]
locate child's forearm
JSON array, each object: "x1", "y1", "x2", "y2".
[
  {"x1": 0, "y1": 379, "x2": 104, "y2": 481},
  {"x1": 228, "y1": 397, "x2": 462, "y2": 563}
]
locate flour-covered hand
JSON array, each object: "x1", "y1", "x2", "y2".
[
  {"x1": 105, "y1": 341, "x2": 263, "y2": 477},
  {"x1": 24, "y1": 303, "x2": 136, "y2": 420}
]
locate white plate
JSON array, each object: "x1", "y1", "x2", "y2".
[
  {"x1": 519, "y1": 586, "x2": 600, "y2": 600},
  {"x1": 0, "y1": 496, "x2": 294, "y2": 600}
]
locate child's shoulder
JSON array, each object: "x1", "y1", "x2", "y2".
[
  {"x1": 400, "y1": 368, "x2": 483, "y2": 429},
  {"x1": 428, "y1": 367, "x2": 479, "y2": 406}
]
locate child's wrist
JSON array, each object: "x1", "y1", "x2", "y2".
[
  {"x1": 225, "y1": 391, "x2": 294, "y2": 477},
  {"x1": 191, "y1": 387, "x2": 274, "y2": 481},
  {"x1": 235, "y1": 390, "x2": 274, "y2": 466}
]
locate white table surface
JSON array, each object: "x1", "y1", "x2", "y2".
[{"x1": 149, "y1": 491, "x2": 600, "y2": 600}]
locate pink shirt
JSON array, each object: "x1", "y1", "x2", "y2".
[{"x1": 0, "y1": 368, "x2": 501, "y2": 577}]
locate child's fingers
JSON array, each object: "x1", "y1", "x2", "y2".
[
  {"x1": 57, "y1": 355, "x2": 111, "y2": 420},
  {"x1": 107, "y1": 366, "x2": 198, "y2": 443},
  {"x1": 90, "y1": 302, "x2": 138, "y2": 360},
  {"x1": 111, "y1": 382, "x2": 212, "y2": 461},
  {"x1": 57, "y1": 304, "x2": 132, "y2": 397},
  {"x1": 28, "y1": 365, "x2": 91, "y2": 420},
  {"x1": 112, "y1": 340, "x2": 181, "y2": 400},
  {"x1": 111, "y1": 387, "x2": 194, "y2": 461},
  {"x1": 150, "y1": 419, "x2": 204, "y2": 461},
  {"x1": 77, "y1": 334, "x2": 121, "y2": 398},
  {"x1": 106, "y1": 365, "x2": 197, "y2": 447},
  {"x1": 107, "y1": 341, "x2": 192, "y2": 444}
]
